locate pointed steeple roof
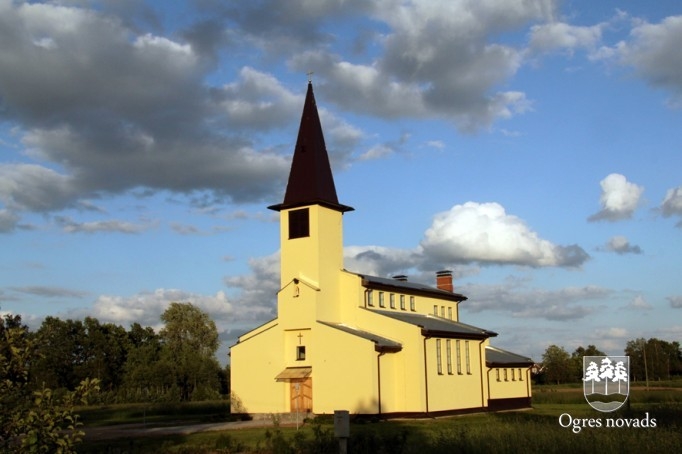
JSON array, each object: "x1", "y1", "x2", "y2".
[{"x1": 269, "y1": 82, "x2": 353, "y2": 213}]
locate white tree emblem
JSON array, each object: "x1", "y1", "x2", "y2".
[
  {"x1": 583, "y1": 361, "x2": 601, "y2": 393},
  {"x1": 583, "y1": 355, "x2": 629, "y2": 412},
  {"x1": 613, "y1": 360, "x2": 628, "y2": 394},
  {"x1": 599, "y1": 357, "x2": 614, "y2": 394}
]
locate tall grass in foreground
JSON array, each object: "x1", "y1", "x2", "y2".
[{"x1": 78, "y1": 404, "x2": 682, "y2": 454}]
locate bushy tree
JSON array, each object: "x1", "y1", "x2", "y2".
[
  {"x1": 541, "y1": 345, "x2": 572, "y2": 384},
  {"x1": 159, "y1": 302, "x2": 222, "y2": 401},
  {"x1": 626, "y1": 338, "x2": 682, "y2": 381},
  {"x1": 1, "y1": 313, "x2": 99, "y2": 453}
]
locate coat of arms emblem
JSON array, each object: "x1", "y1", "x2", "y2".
[{"x1": 583, "y1": 356, "x2": 629, "y2": 412}]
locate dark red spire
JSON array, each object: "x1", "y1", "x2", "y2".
[{"x1": 269, "y1": 82, "x2": 353, "y2": 212}]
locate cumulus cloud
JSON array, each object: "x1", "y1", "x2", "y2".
[
  {"x1": 600, "y1": 235, "x2": 642, "y2": 255},
  {"x1": 344, "y1": 246, "x2": 422, "y2": 277},
  {"x1": 528, "y1": 22, "x2": 604, "y2": 54},
  {"x1": 661, "y1": 185, "x2": 682, "y2": 227},
  {"x1": 0, "y1": 2, "x2": 295, "y2": 225},
  {"x1": 224, "y1": 252, "x2": 280, "y2": 322},
  {"x1": 420, "y1": 202, "x2": 589, "y2": 267},
  {"x1": 0, "y1": 209, "x2": 20, "y2": 233},
  {"x1": 460, "y1": 281, "x2": 608, "y2": 321},
  {"x1": 626, "y1": 295, "x2": 652, "y2": 311},
  {"x1": 288, "y1": 0, "x2": 552, "y2": 131},
  {"x1": 588, "y1": 173, "x2": 644, "y2": 222},
  {"x1": 604, "y1": 15, "x2": 682, "y2": 107},
  {"x1": 668, "y1": 296, "x2": 682, "y2": 309},
  {"x1": 84, "y1": 288, "x2": 235, "y2": 334}
]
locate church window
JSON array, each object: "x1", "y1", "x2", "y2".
[
  {"x1": 400, "y1": 295, "x2": 405, "y2": 310},
  {"x1": 448, "y1": 307, "x2": 453, "y2": 320},
  {"x1": 519, "y1": 368, "x2": 523, "y2": 381},
  {"x1": 367, "y1": 290, "x2": 374, "y2": 307},
  {"x1": 456, "y1": 340, "x2": 462, "y2": 374},
  {"x1": 390, "y1": 293, "x2": 395, "y2": 309},
  {"x1": 465, "y1": 341, "x2": 471, "y2": 374},
  {"x1": 504, "y1": 368, "x2": 508, "y2": 381},
  {"x1": 440, "y1": 306, "x2": 445, "y2": 317},
  {"x1": 446, "y1": 340, "x2": 453, "y2": 374},
  {"x1": 512, "y1": 368, "x2": 516, "y2": 381},
  {"x1": 379, "y1": 292, "x2": 385, "y2": 308},
  {"x1": 410, "y1": 296, "x2": 415, "y2": 311},
  {"x1": 288, "y1": 208, "x2": 309, "y2": 239},
  {"x1": 296, "y1": 346, "x2": 306, "y2": 361},
  {"x1": 436, "y1": 339, "x2": 443, "y2": 374},
  {"x1": 433, "y1": 305, "x2": 438, "y2": 316},
  {"x1": 496, "y1": 368, "x2": 500, "y2": 381}
]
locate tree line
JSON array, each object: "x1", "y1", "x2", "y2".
[
  {"x1": 1, "y1": 302, "x2": 229, "y2": 404},
  {"x1": 538, "y1": 339, "x2": 682, "y2": 385}
]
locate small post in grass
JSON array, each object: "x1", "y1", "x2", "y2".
[{"x1": 334, "y1": 410, "x2": 349, "y2": 454}]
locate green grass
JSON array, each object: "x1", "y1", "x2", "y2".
[{"x1": 76, "y1": 384, "x2": 682, "y2": 453}]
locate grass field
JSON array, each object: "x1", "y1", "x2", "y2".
[{"x1": 77, "y1": 383, "x2": 682, "y2": 453}]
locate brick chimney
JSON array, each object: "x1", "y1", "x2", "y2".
[{"x1": 436, "y1": 270, "x2": 453, "y2": 292}]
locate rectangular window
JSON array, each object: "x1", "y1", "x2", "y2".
[
  {"x1": 465, "y1": 340, "x2": 471, "y2": 374},
  {"x1": 390, "y1": 293, "x2": 396, "y2": 309},
  {"x1": 519, "y1": 368, "x2": 523, "y2": 381},
  {"x1": 456, "y1": 340, "x2": 462, "y2": 374},
  {"x1": 379, "y1": 292, "x2": 385, "y2": 308},
  {"x1": 496, "y1": 368, "x2": 500, "y2": 381},
  {"x1": 436, "y1": 339, "x2": 443, "y2": 374},
  {"x1": 288, "y1": 208, "x2": 309, "y2": 239},
  {"x1": 448, "y1": 307, "x2": 453, "y2": 320},
  {"x1": 400, "y1": 295, "x2": 405, "y2": 310},
  {"x1": 367, "y1": 290, "x2": 374, "y2": 307},
  {"x1": 440, "y1": 306, "x2": 445, "y2": 317},
  {"x1": 446, "y1": 340, "x2": 452, "y2": 374},
  {"x1": 296, "y1": 346, "x2": 306, "y2": 361},
  {"x1": 504, "y1": 368, "x2": 508, "y2": 381},
  {"x1": 410, "y1": 296, "x2": 415, "y2": 311},
  {"x1": 433, "y1": 305, "x2": 438, "y2": 316},
  {"x1": 512, "y1": 368, "x2": 516, "y2": 381}
]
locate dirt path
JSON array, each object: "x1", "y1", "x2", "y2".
[{"x1": 83, "y1": 419, "x2": 285, "y2": 441}]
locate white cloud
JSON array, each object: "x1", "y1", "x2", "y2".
[
  {"x1": 600, "y1": 235, "x2": 642, "y2": 255},
  {"x1": 421, "y1": 202, "x2": 588, "y2": 267},
  {"x1": 460, "y1": 281, "x2": 608, "y2": 321},
  {"x1": 588, "y1": 173, "x2": 643, "y2": 222},
  {"x1": 600, "y1": 15, "x2": 682, "y2": 107},
  {"x1": 86, "y1": 288, "x2": 235, "y2": 330},
  {"x1": 668, "y1": 296, "x2": 682, "y2": 309},
  {"x1": 661, "y1": 185, "x2": 682, "y2": 227},
  {"x1": 529, "y1": 22, "x2": 604, "y2": 54},
  {"x1": 288, "y1": 0, "x2": 553, "y2": 131},
  {"x1": 626, "y1": 295, "x2": 652, "y2": 311}
]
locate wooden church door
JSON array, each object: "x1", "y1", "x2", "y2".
[{"x1": 290, "y1": 378, "x2": 313, "y2": 413}]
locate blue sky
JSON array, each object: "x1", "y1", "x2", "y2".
[{"x1": 1, "y1": 0, "x2": 681, "y2": 364}]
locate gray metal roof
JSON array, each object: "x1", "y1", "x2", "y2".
[
  {"x1": 354, "y1": 273, "x2": 467, "y2": 303},
  {"x1": 319, "y1": 321, "x2": 402, "y2": 352},
  {"x1": 373, "y1": 310, "x2": 497, "y2": 339},
  {"x1": 485, "y1": 346, "x2": 533, "y2": 366}
]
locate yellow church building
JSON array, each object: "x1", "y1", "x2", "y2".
[{"x1": 230, "y1": 82, "x2": 533, "y2": 417}]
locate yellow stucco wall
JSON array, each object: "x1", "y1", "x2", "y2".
[
  {"x1": 230, "y1": 321, "x2": 286, "y2": 414},
  {"x1": 487, "y1": 367, "x2": 532, "y2": 400}
]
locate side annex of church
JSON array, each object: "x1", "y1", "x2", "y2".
[{"x1": 230, "y1": 82, "x2": 533, "y2": 417}]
